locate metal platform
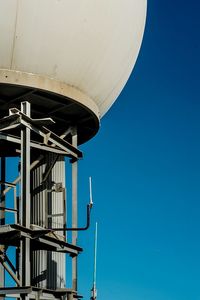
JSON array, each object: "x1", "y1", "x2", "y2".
[
  {"x1": 0, "y1": 224, "x2": 82, "y2": 256},
  {"x1": 0, "y1": 83, "x2": 99, "y2": 145},
  {"x1": 0, "y1": 108, "x2": 83, "y2": 158},
  {"x1": 0, "y1": 286, "x2": 83, "y2": 300}
]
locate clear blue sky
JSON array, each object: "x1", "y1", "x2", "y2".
[{"x1": 77, "y1": 1, "x2": 200, "y2": 299}]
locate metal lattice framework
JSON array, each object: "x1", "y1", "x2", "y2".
[
  {"x1": 0, "y1": 101, "x2": 92, "y2": 300},
  {"x1": 0, "y1": 84, "x2": 99, "y2": 146}
]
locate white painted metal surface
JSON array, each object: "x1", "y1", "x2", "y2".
[{"x1": 0, "y1": 0, "x2": 147, "y2": 118}]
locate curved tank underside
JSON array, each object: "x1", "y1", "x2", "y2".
[{"x1": 0, "y1": 81, "x2": 99, "y2": 145}]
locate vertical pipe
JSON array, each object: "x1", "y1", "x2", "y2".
[
  {"x1": 0, "y1": 157, "x2": 5, "y2": 300},
  {"x1": 72, "y1": 128, "x2": 78, "y2": 292},
  {"x1": 21, "y1": 101, "x2": 31, "y2": 228},
  {"x1": 14, "y1": 186, "x2": 17, "y2": 224},
  {"x1": 91, "y1": 222, "x2": 98, "y2": 300},
  {"x1": 20, "y1": 101, "x2": 31, "y2": 290},
  {"x1": 93, "y1": 222, "x2": 98, "y2": 290},
  {"x1": 0, "y1": 157, "x2": 5, "y2": 223}
]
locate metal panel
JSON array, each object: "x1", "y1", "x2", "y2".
[
  {"x1": 31, "y1": 153, "x2": 66, "y2": 289},
  {"x1": 0, "y1": 0, "x2": 147, "y2": 117},
  {"x1": 0, "y1": 0, "x2": 18, "y2": 68}
]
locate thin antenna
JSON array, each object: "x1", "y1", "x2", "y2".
[
  {"x1": 89, "y1": 176, "x2": 93, "y2": 207},
  {"x1": 91, "y1": 222, "x2": 98, "y2": 300}
]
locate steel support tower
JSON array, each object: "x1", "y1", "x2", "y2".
[{"x1": 0, "y1": 101, "x2": 91, "y2": 300}]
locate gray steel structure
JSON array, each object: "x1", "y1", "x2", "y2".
[{"x1": 0, "y1": 101, "x2": 92, "y2": 300}]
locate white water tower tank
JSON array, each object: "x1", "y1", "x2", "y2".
[
  {"x1": 0, "y1": 0, "x2": 147, "y2": 143},
  {"x1": 0, "y1": 0, "x2": 147, "y2": 296}
]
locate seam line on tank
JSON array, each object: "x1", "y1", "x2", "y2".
[{"x1": 10, "y1": 0, "x2": 19, "y2": 69}]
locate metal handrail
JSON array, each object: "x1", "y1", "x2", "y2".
[{"x1": 51, "y1": 203, "x2": 92, "y2": 232}]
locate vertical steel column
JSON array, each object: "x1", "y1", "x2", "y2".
[
  {"x1": 20, "y1": 102, "x2": 31, "y2": 290},
  {"x1": 72, "y1": 128, "x2": 78, "y2": 292},
  {"x1": 0, "y1": 157, "x2": 5, "y2": 300}
]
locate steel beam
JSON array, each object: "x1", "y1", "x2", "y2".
[
  {"x1": 0, "y1": 224, "x2": 83, "y2": 256},
  {"x1": 0, "y1": 250, "x2": 16, "y2": 273},
  {"x1": 0, "y1": 133, "x2": 68, "y2": 155},
  {"x1": 0, "y1": 109, "x2": 82, "y2": 158},
  {"x1": 0, "y1": 286, "x2": 77, "y2": 299},
  {"x1": 0, "y1": 155, "x2": 44, "y2": 197},
  {"x1": 0, "y1": 287, "x2": 32, "y2": 296},
  {"x1": 0, "y1": 157, "x2": 5, "y2": 300},
  {"x1": 0, "y1": 256, "x2": 20, "y2": 286},
  {"x1": 20, "y1": 102, "x2": 31, "y2": 296},
  {"x1": 72, "y1": 128, "x2": 78, "y2": 292}
]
